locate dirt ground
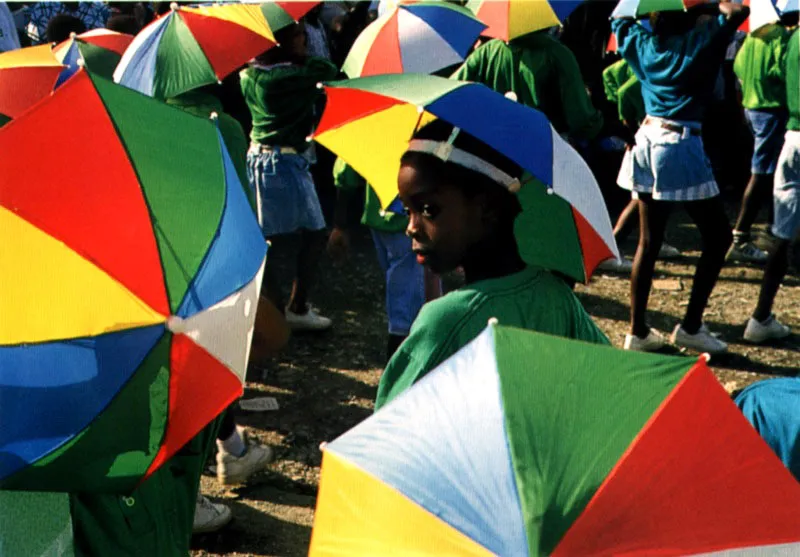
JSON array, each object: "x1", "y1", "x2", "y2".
[{"x1": 190, "y1": 198, "x2": 800, "y2": 557}]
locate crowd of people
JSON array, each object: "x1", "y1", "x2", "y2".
[{"x1": 2, "y1": 0, "x2": 800, "y2": 555}]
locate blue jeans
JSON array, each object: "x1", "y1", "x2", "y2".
[{"x1": 371, "y1": 230, "x2": 425, "y2": 336}]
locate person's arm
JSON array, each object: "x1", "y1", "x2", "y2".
[
  {"x1": 553, "y1": 43, "x2": 604, "y2": 141},
  {"x1": 327, "y1": 158, "x2": 364, "y2": 263}
]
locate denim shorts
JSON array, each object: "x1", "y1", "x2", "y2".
[
  {"x1": 772, "y1": 131, "x2": 800, "y2": 241},
  {"x1": 247, "y1": 146, "x2": 326, "y2": 237},
  {"x1": 617, "y1": 117, "x2": 719, "y2": 202},
  {"x1": 745, "y1": 108, "x2": 788, "y2": 175},
  {"x1": 371, "y1": 230, "x2": 425, "y2": 336}
]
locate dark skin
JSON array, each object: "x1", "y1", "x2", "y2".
[{"x1": 398, "y1": 163, "x2": 525, "y2": 284}]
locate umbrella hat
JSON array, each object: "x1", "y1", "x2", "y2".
[
  {"x1": 343, "y1": 2, "x2": 486, "y2": 77},
  {"x1": 114, "y1": 1, "x2": 317, "y2": 99},
  {"x1": 311, "y1": 324, "x2": 800, "y2": 556},
  {"x1": 612, "y1": 0, "x2": 711, "y2": 18},
  {"x1": 314, "y1": 74, "x2": 619, "y2": 282},
  {"x1": 0, "y1": 70, "x2": 267, "y2": 493},
  {"x1": 467, "y1": 0, "x2": 584, "y2": 42},
  {"x1": 53, "y1": 29, "x2": 134, "y2": 84},
  {"x1": 0, "y1": 45, "x2": 65, "y2": 120}
]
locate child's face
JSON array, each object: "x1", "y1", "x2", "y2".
[{"x1": 398, "y1": 162, "x2": 486, "y2": 274}]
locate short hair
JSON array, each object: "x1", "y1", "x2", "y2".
[
  {"x1": 45, "y1": 14, "x2": 86, "y2": 43},
  {"x1": 105, "y1": 15, "x2": 140, "y2": 35},
  {"x1": 401, "y1": 119, "x2": 522, "y2": 221}
]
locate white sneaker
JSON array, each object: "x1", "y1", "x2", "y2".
[
  {"x1": 193, "y1": 494, "x2": 232, "y2": 534},
  {"x1": 624, "y1": 329, "x2": 668, "y2": 352},
  {"x1": 597, "y1": 257, "x2": 633, "y2": 273},
  {"x1": 743, "y1": 314, "x2": 791, "y2": 343},
  {"x1": 285, "y1": 306, "x2": 332, "y2": 331},
  {"x1": 726, "y1": 241, "x2": 768, "y2": 263},
  {"x1": 671, "y1": 324, "x2": 728, "y2": 354},
  {"x1": 658, "y1": 243, "x2": 681, "y2": 259},
  {"x1": 217, "y1": 428, "x2": 275, "y2": 486}
]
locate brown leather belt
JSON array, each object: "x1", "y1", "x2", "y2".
[{"x1": 643, "y1": 116, "x2": 702, "y2": 136}]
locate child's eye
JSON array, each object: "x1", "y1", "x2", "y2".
[{"x1": 421, "y1": 204, "x2": 440, "y2": 219}]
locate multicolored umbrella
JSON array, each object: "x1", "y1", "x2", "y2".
[
  {"x1": 777, "y1": 0, "x2": 799, "y2": 13},
  {"x1": 311, "y1": 323, "x2": 800, "y2": 556},
  {"x1": 53, "y1": 28, "x2": 134, "y2": 85},
  {"x1": 114, "y1": 1, "x2": 318, "y2": 98},
  {"x1": 466, "y1": 0, "x2": 584, "y2": 42},
  {"x1": 343, "y1": 2, "x2": 486, "y2": 77},
  {"x1": 0, "y1": 70, "x2": 267, "y2": 493},
  {"x1": 314, "y1": 74, "x2": 618, "y2": 282},
  {"x1": 612, "y1": 0, "x2": 708, "y2": 18},
  {"x1": 0, "y1": 44, "x2": 65, "y2": 121}
]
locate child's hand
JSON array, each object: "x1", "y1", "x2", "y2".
[{"x1": 327, "y1": 227, "x2": 350, "y2": 264}]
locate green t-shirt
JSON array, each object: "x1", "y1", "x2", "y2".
[
  {"x1": 239, "y1": 57, "x2": 338, "y2": 151},
  {"x1": 783, "y1": 29, "x2": 800, "y2": 131},
  {"x1": 618, "y1": 75, "x2": 645, "y2": 127},
  {"x1": 452, "y1": 35, "x2": 603, "y2": 140},
  {"x1": 375, "y1": 266, "x2": 609, "y2": 409},
  {"x1": 733, "y1": 23, "x2": 788, "y2": 110},
  {"x1": 602, "y1": 59, "x2": 634, "y2": 105},
  {"x1": 332, "y1": 157, "x2": 408, "y2": 234}
]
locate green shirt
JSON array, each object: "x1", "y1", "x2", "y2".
[
  {"x1": 602, "y1": 59, "x2": 645, "y2": 126},
  {"x1": 375, "y1": 266, "x2": 609, "y2": 410},
  {"x1": 332, "y1": 157, "x2": 408, "y2": 234},
  {"x1": 602, "y1": 59, "x2": 634, "y2": 105},
  {"x1": 618, "y1": 75, "x2": 645, "y2": 127},
  {"x1": 240, "y1": 57, "x2": 338, "y2": 151},
  {"x1": 783, "y1": 29, "x2": 800, "y2": 131},
  {"x1": 734, "y1": 23, "x2": 788, "y2": 110},
  {"x1": 452, "y1": 35, "x2": 604, "y2": 140}
]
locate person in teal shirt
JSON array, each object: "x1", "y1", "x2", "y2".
[
  {"x1": 612, "y1": 3, "x2": 749, "y2": 356},
  {"x1": 728, "y1": 20, "x2": 791, "y2": 263},
  {"x1": 375, "y1": 121, "x2": 608, "y2": 410}
]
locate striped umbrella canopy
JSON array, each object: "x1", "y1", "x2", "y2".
[
  {"x1": 777, "y1": 0, "x2": 799, "y2": 12},
  {"x1": 466, "y1": 0, "x2": 584, "y2": 42},
  {"x1": 114, "y1": 1, "x2": 318, "y2": 99},
  {"x1": 311, "y1": 324, "x2": 800, "y2": 556},
  {"x1": 0, "y1": 70, "x2": 267, "y2": 493},
  {"x1": 612, "y1": 0, "x2": 710, "y2": 17},
  {"x1": 53, "y1": 28, "x2": 134, "y2": 84},
  {"x1": 314, "y1": 74, "x2": 618, "y2": 282},
  {"x1": 343, "y1": 1, "x2": 486, "y2": 77},
  {"x1": 0, "y1": 45, "x2": 65, "y2": 122}
]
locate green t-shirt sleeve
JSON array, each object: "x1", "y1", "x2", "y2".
[
  {"x1": 618, "y1": 76, "x2": 644, "y2": 126},
  {"x1": 332, "y1": 157, "x2": 366, "y2": 191},
  {"x1": 375, "y1": 297, "x2": 468, "y2": 410},
  {"x1": 451, "y1": 42, "x2": 489, "y2": 82}
]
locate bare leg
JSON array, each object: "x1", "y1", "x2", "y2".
[
  {"x1": 630, "y1": 195, "x2": 671, "y2": 338},
  {"x1": 287, "y1": 228, "x2": 327, "y2": 314},
  {"x1": 614, "y1": 199, "x2": 639, "y2": 245},
  {"x1": 733, "y1": 173, "x2": 773, "y2": 237},
  {"x1": 681, "y1": 197, "x2": 733, "y2": 333},
  {"x1": 753, "y1": 239, "x2": 790, "y2": 322}
]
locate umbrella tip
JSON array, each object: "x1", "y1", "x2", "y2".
[
  {"x1": 701, "y1": 352, "x2": 712, "y2": 363},
  {"x1": 504, "y1": 91, "x2": 518, "y2": 102},
  {"x1": 170, "y1": 2, "x2": 179, "y2": 11},
  {"x1": 70, "y1": 31, "x2": 77, "y2": 39},
  {"x1": 305, "y1": 135, "x2": 313, "y2": 143},
  {"x1": 488, "y1": 317, "x2": 499, "y2": 327},
  {"x1": 316, "y1": 82, "x2": 324, "y2": 90},
  {"x1": 546, "y1": 187, "x2": 554, "y2": 195},
  {"x1": 76, "y1": 58, "x2": 85, "y2": 68},
  {"x1": 167, "y1": 316, "x2": 188, "y2": 334},
  {"x1": 209, "y1": 111, "x2": 219, "y2": 121}
]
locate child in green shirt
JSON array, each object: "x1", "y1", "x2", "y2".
[{"x1": 375, "y1": 121, "x2": 609, "y2": 410}]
